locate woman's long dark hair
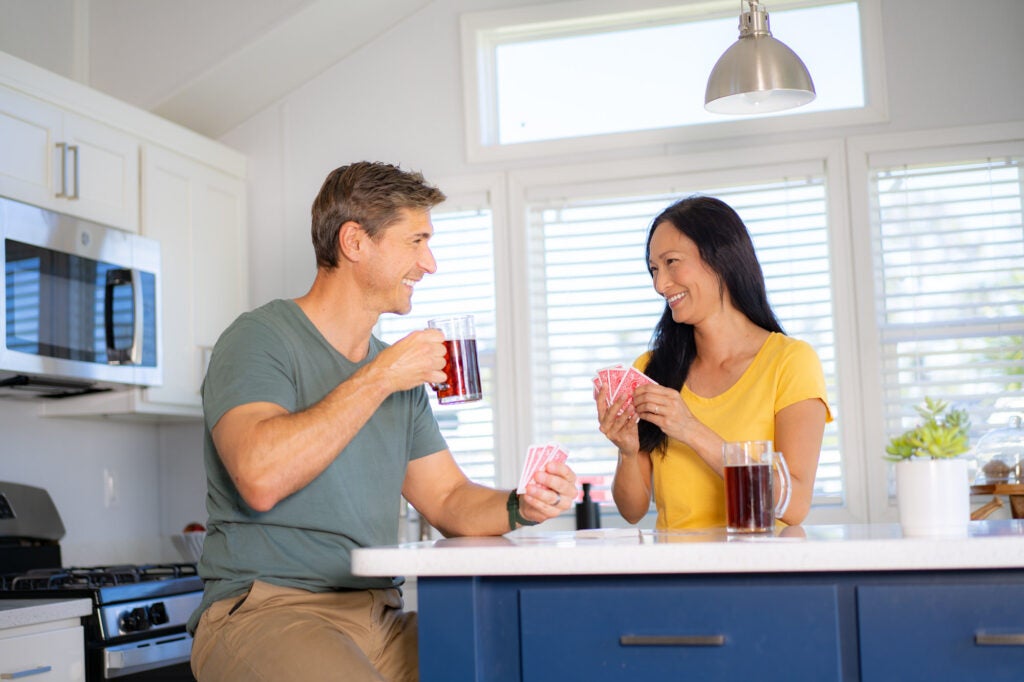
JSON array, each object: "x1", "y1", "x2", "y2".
[{"x1": 638, "y1": 196, "x2": 784, "y2": 453}]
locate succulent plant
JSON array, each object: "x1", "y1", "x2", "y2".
[{"x1": 884, "y1": 397, "x2": 971, "y2": 461}]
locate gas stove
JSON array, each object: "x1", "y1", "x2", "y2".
[{"x1": 0, "y1": 482, "x2": 200, "y2": 681}]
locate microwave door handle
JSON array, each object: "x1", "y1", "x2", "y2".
[
  {"x1": 104, "y1": 268, "x2": 143, "y2": 365},
  {"x1": 129, "y1": 268, "x2": 144, "y2": 364}
]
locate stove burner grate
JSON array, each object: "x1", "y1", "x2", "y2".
[{"x1": 1, "y1": 562, "x2": 197, "y2": 592}]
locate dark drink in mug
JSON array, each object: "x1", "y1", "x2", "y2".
[
  {"x1": 437, "y1": 338, "x2": 481, "y2": 404},
  {"x1": 725, "y1": 463, "x2": 772, "y2": 532},
  {"x1": 722, "y1": 440, "x2": 791, "y2": 533},
  {"x1": 428, "y1": 315, "x2": 483, "y2": 405}
]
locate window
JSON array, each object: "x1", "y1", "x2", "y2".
[
  {"x1": 462, "y1": 0, "x2": 883, "y2": 160},
  {"x1": 525, "y1": 175, "x2": 843, "y2": 505},
  {"x1": 377, "y1": 207, "x2": 498, "y2": 487},
  {"x1": 869, "y1": 154, "x2": 1024, "y2": 443}
]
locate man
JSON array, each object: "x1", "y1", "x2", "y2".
[{"x1": 188, "y1": 161, "x2": 577, "y2": 681}]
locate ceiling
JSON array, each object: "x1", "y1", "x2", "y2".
[{"x1": 0, "y1": 0, "x2": 431, "y2": 138}]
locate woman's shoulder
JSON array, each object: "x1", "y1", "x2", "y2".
[
  {"x1": 766, "y1": 332, "x2": 816, "y2": 353},
  {"x1": 633, "y1": 350, "x2": 654, "y2": 371},
  {"x1": 760, "y1": 333, "x2": 823, "y2": 366}
]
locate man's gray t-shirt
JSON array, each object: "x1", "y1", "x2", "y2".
[{"x1": 188, "y1": 299, "x2": 446, "y2": 632}]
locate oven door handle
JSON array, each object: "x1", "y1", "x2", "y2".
[{"x1": 104, "y1": 634, "x2": 192, "y2": 676}]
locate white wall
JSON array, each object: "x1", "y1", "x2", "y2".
[
  {"x1": 157, "y1": 423, "x2": 209, "y2": 559},
  {"x1": 0, "y1": 400, "x2": 163, "y2": 565}
]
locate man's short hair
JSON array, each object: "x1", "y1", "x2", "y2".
[{"x1": 311, "y1": 161, "x2": 446, "y2": 268}]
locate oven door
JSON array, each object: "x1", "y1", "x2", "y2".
[{"x1": 100, "y1": 632, "x2": 194, "y2": 680}]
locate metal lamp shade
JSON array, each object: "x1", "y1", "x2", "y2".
[{"x1": 704, "y1": 3, "x2": 816, "y2": 115}]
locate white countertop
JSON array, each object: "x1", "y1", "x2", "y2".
[
  {"x1": 0, "y1": 598, "x2": 92, "y2": 630},
  {"x1": 351, "y1": 520, "x2": 1024, "y2": 577}
]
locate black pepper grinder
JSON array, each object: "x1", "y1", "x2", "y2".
[{"x1": 575, "y1": 482, "x2": 600, "y2": 530}]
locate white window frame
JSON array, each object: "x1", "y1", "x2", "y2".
[
  {"x1": 431, "y1": 172, "x2": 524, "y2": 489},
  {"x1": 846, "y1": 120, "x2": 1024, "y2": 524},
  {"x1": 460, "y1": 0, "x2": 888, "y2": 164},
  {"x1": 507, "y1": 138, "x2": 870, "y2": 525}
]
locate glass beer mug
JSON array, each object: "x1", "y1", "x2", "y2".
[
  {"x1": 427, "y1": 314, "x2": 482, "y2": 405},
  {"x1": 723, "y1": 440, "x2": 792, "y2": 533}
]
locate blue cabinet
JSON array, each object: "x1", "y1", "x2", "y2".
[
  {"x1": 858, "y1": 583, "x2": 1024, "y2": 681},
  {"x1": 520, "y1": 584, "x2": 842, "y2": 680},
  {"x1": 416, "y1": 570, "x2": 1024, "y2": 682}
]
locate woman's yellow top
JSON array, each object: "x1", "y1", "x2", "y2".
[{"x1": 636, "y1": 332, "x2": 833, "y2": 530}]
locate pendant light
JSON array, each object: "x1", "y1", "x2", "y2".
[{"x1": 704, "y1": 0, "x2": 815, "y2": 114}]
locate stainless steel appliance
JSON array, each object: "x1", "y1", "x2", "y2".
[
  {"x1": 0, "y1": 195, "x2": 161, "y2": 398},
  {"x1": 1, "y1": 482, "x2": 199, "y2": 681}
]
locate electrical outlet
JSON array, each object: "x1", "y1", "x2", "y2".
[{"x1": 103, "y1": 468, "x2": 119, "y2": 508}]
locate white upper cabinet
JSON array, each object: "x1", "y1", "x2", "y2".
[
  {"x1": 0, "y1": 84, "x2": 140, "y2": 232},
  {"x1": 137, "y1": 144, "x2": 248, "y2": 412}
]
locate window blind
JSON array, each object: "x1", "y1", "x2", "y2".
[
  {"x1": 376, "y1": 208, "x2": 498, "y2": 488},
  {"x1": 526, "y1": 177, "x2": 843, "y2": 505},
  {"x1": 870, "y1": 156, "x2": 1024, "y2": 441}
]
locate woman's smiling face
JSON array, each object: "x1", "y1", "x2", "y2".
[{"x1": 647, "y1": 220, "x2": 723, "y2": 325}]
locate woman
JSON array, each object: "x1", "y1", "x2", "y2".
[{"x1": 596, "y1": 196, "x2": 832, "y2": 529}]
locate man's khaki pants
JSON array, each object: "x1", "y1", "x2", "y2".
[{"x1": 191, "y1": 580, "x2": 418, "y2": 681}]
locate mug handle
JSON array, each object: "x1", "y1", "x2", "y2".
[
  {"x1": 773, "y1": 451, "x2": 792, "y2": 519},
  {"x1": 427, "y1": 327, "x2": 450, "y2": 392}
]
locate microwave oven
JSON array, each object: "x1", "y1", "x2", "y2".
[{"x1": 0, "y1": 195, "x2": 161, "y2": 398}]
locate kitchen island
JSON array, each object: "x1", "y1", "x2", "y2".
[{"x1": 352, "y1": 521, "x2": 1024, "y2": 681}]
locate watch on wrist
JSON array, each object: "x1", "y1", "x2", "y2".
[{"x1": 507, "y1": 490, "x2": 538, "y2": 531}]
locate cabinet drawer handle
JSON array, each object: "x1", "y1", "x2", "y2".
[
  {"x1": 975, "y1": 633, "x2": 1024, "y2": 646},
  {"x1": 620, "y1": 635, "x2": 726, "y2": 647},
  {"x1": 1, "y1": 665, "x2": 53, "y2": 679}
]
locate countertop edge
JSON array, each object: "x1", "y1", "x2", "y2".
[
  {"x1": 0, "y1": 598, "x2": 93, "y2": 631},
  {"x1": 351, "y1": 524, "x2": 1024, "y2": 577}
]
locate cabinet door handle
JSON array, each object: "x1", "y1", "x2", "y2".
[
  {"x1": 975, "y1": 633, "x2": 1024, "y2": 646},
  {"x1": 1, "y1": 665, "x2": 53, "y2": 679},
  {"x1": 55, "y1": 141, "x2": 68, "y2": 197},
  {"x1": 620, "y1": 634, "x2": 726, "y2": 647},
  {"x1": 67, "y1": 144, "x2": 79, "y2": 199}
]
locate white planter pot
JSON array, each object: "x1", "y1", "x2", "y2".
[{"x1": 895, "y1": 458, "x2": 970, "y2": 537}]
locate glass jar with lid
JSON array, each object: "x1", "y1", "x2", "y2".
[{"x1": 973, "y1": 415, "x2": 1024, "y2": 485}]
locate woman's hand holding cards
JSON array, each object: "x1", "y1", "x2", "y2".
[
  {"x1": 632, "y1": 384, "x2": 698, "y2": 445},
  {"x1": 594, "y1": 364, "x2": 659, "y2": 456},
  {"x1": 595, "y1": 382, "x2": 640, "y2": 457}
]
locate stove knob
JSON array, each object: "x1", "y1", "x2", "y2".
[
  {"x1": 149, "y1": 602, "x2": 169, "y2": 626},
  {"x1": 120, "y1": 606, "x2": 151, "y2": 633}
]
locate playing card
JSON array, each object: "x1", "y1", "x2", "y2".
[
  {"x1": 517, "y1": 442, "x2": 569, "y2": 493},
  {"x1": 607, "y1": 366, "x2": 628, "y2": 401},
  {"x1": 596, "y1": 364, "x2": 627, "y2": 406},
  {"x1": 517, "y1": 445, "x2": 541, "y2": 492},
  {"x1": 616, "y1": 366, "x2": 657, "y2": 407}
]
